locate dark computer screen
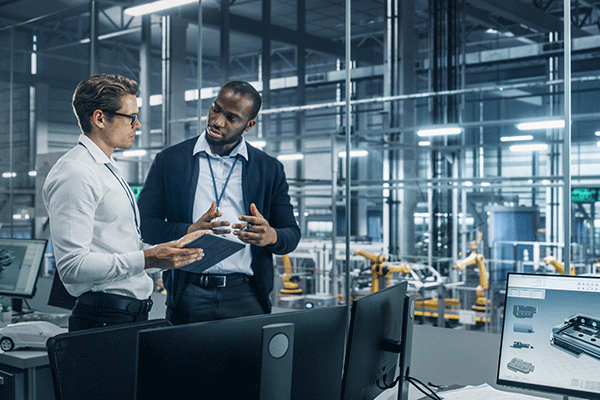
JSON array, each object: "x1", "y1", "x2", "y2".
[
  {"x1": 135, "y1": 306, "x2": 348, "y2": 400},
  {"x1": 0, "y1": 238, "x2": 47, "y2": 299},
  {"x1": 497, "y1": 273, "x2": 600, "y2": 399},
  {"x1": 341, "y1": 282, "x2": 409, "y2": 400}
]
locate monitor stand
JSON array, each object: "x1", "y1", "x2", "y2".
[
  {"x1": 259, "y1": 323, "x2": 294, "y2": 400},
  {"x1": 11, "y1": 297, "x2": 34, "y2": 315}
]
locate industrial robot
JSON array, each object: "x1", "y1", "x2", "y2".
[
  {"x1": 279, "y1": 254, "x2": 303, "y2": 295},
  {"x1": 353, "y1": 250, "x2": 411, "y2": 293},
  {"x1": 543, "y1": 256, "x2": 575, "y2": 276},
  {"x1": 454, "y1": 232, "x2": 489, "y2": 318}
]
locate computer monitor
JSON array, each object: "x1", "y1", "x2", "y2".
[
  {"x1": 341, "y1": 281, "x2": 412, "y2": 400},
  {"x1": 135, "y1": 305, "x2": 348, "y2": 400},
  {"x1": 0, "y1": 238, "x2": 47, "y2": 313},
  {"x1": 497, "y1": 273, "x2": 600, "y2": 399}
]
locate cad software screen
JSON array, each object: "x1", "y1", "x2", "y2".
[{"x1": 497, "y1": 273, "x2": 600, "y2": 398}]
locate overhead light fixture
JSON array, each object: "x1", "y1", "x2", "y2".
[
  {"x1": 500, "y1": 135, "x2": 533, "y2": 142},
  {"x1": 463, "y1": 181, "x2": 473, "y2": 187},
  {"x1": 516, "y1": 120, "x2": 564, "y2": 130},
  {"x1": 596, "y1": 141, "x2": 600, "y2": 147},
  {"x1": 277, "y1": 154, "x2": 304, "y2": 161},
  {"x1": 2, "y1": 172, "x2": 15, "y2": 178},
  {"x1": 124, "y1": 0, "x2": 198, "y2": 16},
  {"x1": 417, "y1": 127, "x2": 462, "y2": 137},
  {"x1": 338, "y1": 150, "x2": 368, "y2": 158},
  {"x1": 28, "y1": 171, "x2": 37, "y2": 177},
  {"x1": 509, "y1": 144, "x2": 549, "y2": 152},
  {"x1": 418, "y1": 141, "x2": 431, "y2": 146},
  {"x1": 122, "y1": 150, "x2": 147, "y2": 157},
  {"x1": 248, "y1": 140, "x2": 266, "y2": 149},
  {"x1": 481, "y1": 182, "x2": 491, "y2": 187},
  {"x1": 595, "y1": 131, "x2": 600, "y2": 136}
]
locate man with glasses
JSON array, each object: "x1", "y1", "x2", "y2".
[{"x1": 43, "y1": 74, "x2": 205, "y2": 331}]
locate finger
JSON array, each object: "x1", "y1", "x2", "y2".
[
  {"x1": 238, "y1": 215, "x2": 262, "y2": 225},
  {"x1": 209, "y1": 201, "x2": 217, "y2": 213},
  {"x1": 250, "y1": 203, "x2": 264, "y2": 218}
]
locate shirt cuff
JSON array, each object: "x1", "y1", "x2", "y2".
[{"x1": 128, "y1": 250, "x2": 147, "y2": 275}]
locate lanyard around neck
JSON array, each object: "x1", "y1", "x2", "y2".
[
  {"x1": 205, "y1": 152, "x2": 239, "y2": 211},
  {"x1": 78, "y1": 142, "x2": 140, "y2": 234}
]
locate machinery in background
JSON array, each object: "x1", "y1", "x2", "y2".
[
  {"x1": 353, "y1": 250, "x2": 411, "y2": 293},
  {"x1": 543, "y1": 256, "x2": 575, "y2": 276},
  {"x1": 280, "y1": 254, "x2": 303, "y2": 295}
]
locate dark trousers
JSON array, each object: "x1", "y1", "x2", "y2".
[
  {"x1": 69, "y1": 292, "x2": 152, "y2": 332},
  {"x1": 166, "y1": 274, "x2": 265, "y2": 325}
]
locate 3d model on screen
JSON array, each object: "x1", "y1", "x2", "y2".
[
  {"x1": 551, "y1": 314, "x2": 600, "y2": 361},
  {"x1": 507, "y1": 357, "x2": 535, "y2": 374},
  {"x1": 0, "y1": 248, "x2": 14, "y2": 272},
  {"x1": 511, "y1": 341, "x2": 534, "y2": 349},
  {"x1": 514, "y1": 322, "x2": 534, "y2": 333},
  {"x1": 513, "y1": 305, "x2": 537, "y2": 318}
]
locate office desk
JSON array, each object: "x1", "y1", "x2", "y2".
[
  {"x1": 0, "y1": 349, "x2": 54, "y2": 400},
  {"x1": 376, "y1": 324, "x2": 573, "y2": 400}
]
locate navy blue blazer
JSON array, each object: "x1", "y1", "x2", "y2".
[{"x1": 137, "y1": 137, "x2": 301, "y2": 313}]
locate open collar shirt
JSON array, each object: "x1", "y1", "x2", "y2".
[
  {"x1": 192, "y1": 131, "x2": 253, "y2": 276},
  {"x1": 43, "y1": 134, "x2": 153, "y2": 299}
]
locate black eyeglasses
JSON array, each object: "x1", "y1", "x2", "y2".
[{"x1": 103, "y1": 110, "x2": 140, "y2": 126}]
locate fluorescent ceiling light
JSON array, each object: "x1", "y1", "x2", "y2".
[
  {"x1": 124, "y1": 0, "x2": 198, "y2": 16},
  {"x1": 595, "y1": 131, "x2": 600, "y2": 136},
  {"x1": 277, "y1": 154, "x2": 304, "y2": 161},
  {"x1": 418, "y1": 141, "x2": 431, "y2": 146},
  {"x1": 500, "y1": 135, "x2": 533, "y2": 142},
  {"x1": 509, "y1": 144, "x2": 549, "y2": 152},
  {"x1": 516, "y1": 120, "x2": 564, "y2": 130},
  {"x1": 338, "y1": 150, "x2": 368, "y2": 158},
  {"x1": 28, "y1": 171, "x2": 37, "y2": 177},
  {"x1": 463, "y1": 181, "x2": 473, "y2": 187},
  {"x1": 481, "y1": 182, "x2": 491, "y2": 187},
  {"x1": 2, "y1": 172, "x2": 15, "y2": 178},
  {"x1": 122, "y1": 150, "x2": 147, "y2": 157},
  {"x1": 417, "y1": 127, "x2": 462, "y2": 137},
  {"x1": 596, "y1": 141, "x2": 600, "y2": 147},
  {"x1": 248, "y1": 140, "x2": 266, "y2": 149}
]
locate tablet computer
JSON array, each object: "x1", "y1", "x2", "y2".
[{"x1": 179, "y1": 233, "x2": 245, "y2": 274}]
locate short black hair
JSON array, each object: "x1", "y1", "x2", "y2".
[
  {"x1": 72, "y1": 74, "x2": 138, "y2": 133},
  {"x1": 221, "y1": 81, "x2": 262, "y2": 120}
]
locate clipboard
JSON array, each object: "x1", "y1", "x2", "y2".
[{"x1": 179, "y1": 232, "x2": 246, "y2": 274}]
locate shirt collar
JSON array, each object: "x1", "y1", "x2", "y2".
[
  {"x1": 78, "y1": 134, "x2": 120, "y2": 170},
  {"x1": 193, "y1": 130, "x2": 248, "y2": 161}
]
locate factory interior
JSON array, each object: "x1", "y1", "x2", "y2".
[{"x1": 1, "y1": 0, "x2": 600, "y2": 399}]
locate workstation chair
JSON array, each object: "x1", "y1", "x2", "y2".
[{"x1": 46, "y1": 319, "x2": 171, "y2": 400}]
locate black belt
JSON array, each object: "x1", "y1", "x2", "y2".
[
  {"x1": 77, "y1": 291, "x2": 153, "y2": 315},
  {"x1": 187, "y1": 273, "x2": 250, "y2": 288}
]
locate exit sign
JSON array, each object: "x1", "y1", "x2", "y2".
[{"x1": 571, "y1": 188, "x2": 600, "y2": 203}]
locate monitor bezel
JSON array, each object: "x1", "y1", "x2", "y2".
[
  {"x1": 341, "y1": 281, "x2": 409, "y2": 400},
  {"x1": 496, "y1": 272, "x2": 600, "y2": 399},
  {"x1": 0, "y1": 238, "x2": 47, "y2": 299}
]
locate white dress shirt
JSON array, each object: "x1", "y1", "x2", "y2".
[
  {"x1": 43, "y1": 134, "x2": 153, "y2": 299},
  {"x1": 192, "y1": 131, "x2": 253, "y2": 276}
]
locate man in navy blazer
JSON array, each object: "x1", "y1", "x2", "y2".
[{"x1": 137, "y1": 81, "x2": 301, "y2": 324}]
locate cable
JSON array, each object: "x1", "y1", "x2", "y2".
[{"x1": 405, "y1": 376, "x2": 442, "y2": 400}]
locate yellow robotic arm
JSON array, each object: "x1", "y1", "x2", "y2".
[
  {"x1": 280, "y1": 254, "x2": 303, "y2": 295},
  {"x1": 354, "y1": 250, "x2": 410, "y2": 293},
  {"x1": 455, "y1": 247, "x2": 488, "y2": 308},
  {"x1": 543, "y1": 256, "x2": 575, "y2": 276}
]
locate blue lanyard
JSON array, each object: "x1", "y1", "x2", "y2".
[
  {"x1": 78, "y1": 142, "x2": 140, "y2": 234},
  {"x1": 205, "y1": 153, "x2": 239, "y2": 211}
]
